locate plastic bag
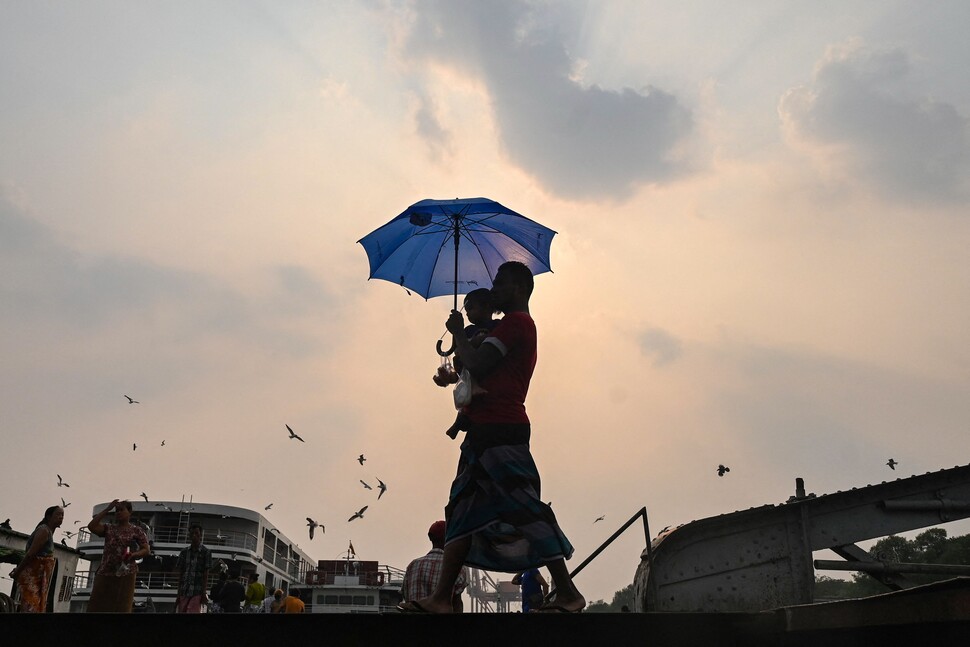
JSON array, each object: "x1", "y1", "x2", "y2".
[{"x1": 453, "y1": 368, "x2": 474, "y2": 409}]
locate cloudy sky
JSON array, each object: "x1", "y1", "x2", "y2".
[{"x1": 3, "y1": 1, "x2": 969, "y2": 605}]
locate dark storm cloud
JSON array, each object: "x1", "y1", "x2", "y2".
[
  {"x1": 404, "y1": 0, "x2": 692, "y2": 200},
  {"x1": 780, "y1": 43, "x2": 970, "y2": 202}
]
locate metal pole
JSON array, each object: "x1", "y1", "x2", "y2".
[
  {"x1": 453, "y1": 215, "x2": 460, "y2": 312},
  {"x1": 567, "y1": 507, "x2": 650, "y2": 581}
]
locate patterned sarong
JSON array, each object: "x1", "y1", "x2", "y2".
[
  {"x1": 16, "y1": 555, "x2": 55, "y2": 612},
  {"x1": 444, "y1": 423, "x2": 574, "y2": 572}
]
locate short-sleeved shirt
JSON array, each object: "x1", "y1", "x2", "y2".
[
  {"x1": 520, "y1": 568, "x2": 543, "y2": 608},
  {"x1": 245, "y1": 581, "x2": 266, "y2": 607},
  {"x1": 216, "y1": 580, "x2": 247, "y2": 612},
  {"x1": 465, "y1": 312, "x2": 536, "y2": 424},
  {"x1": 96, "y1": 523, "x2": 149, "y2": 576},
  {"x1": 281, "y1": 595, "x2": 305, "y2": 613},
  {"x1": 175, "y1": 544, "x2": 212, "y2": 597},
  {"x1": 401, "y1": 548, "x2": 468, "y2": 602}
]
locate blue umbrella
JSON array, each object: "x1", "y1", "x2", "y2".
[{"x1": 358, "y1": 197, "x2": 556, "y2": 353}]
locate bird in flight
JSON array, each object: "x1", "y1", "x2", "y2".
[
  {"x1": 57, "y1": 474, "x2": 70, "y2": 488},
  {"x1": 360, "y1": 480, "x2": 372, "y2": 490},
  {"x1": 133, "y1": 443, "x2": 137, "y2": 451},
  {"x1": 124, "y1": 395, "x2": 139, "y2": 404},
  {"x1": 593, "y1": 515, "x2": 605, "y2": 524},
  {"x1": 161, "y1": 440, "x2": 166, "y2": 447},
  {"x1": 348, "y1": 506, "x2": 368, "y2": 522},
  {"x1": 265, "y1": 503, "x2": 273, "y2": 510},
  {"x1": 887, "y1": 458, "x2": 898, "y2": 470},
  {"x1": 376, "y1": 478, "x2": 387, "y2": 500},
  {"x1": 357, "y1": 454, "x2": 366, "y2": 465},
  {"x1": 717, "y1": 464, "x2": 730, "y2": 477},
  {"x1": 140, "y1": 492, "x2": 149, "y2": 502},
  {"x1": 285, "y1": 424, "x2": 304, "y2": 442},
  {"x1": 61, "y1": 497, "x2": 71, "y2": 508},
  {"x1": 62, "y1": 530, "x2": 75, "y2": 539},
  {"x1": 306, "y1": 517, "x2": 321, "y2": 540}
]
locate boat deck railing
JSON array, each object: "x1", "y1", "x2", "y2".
[
  {"x1": 76, "y1": 526, "x2": 259, "y2": 552},
  {"x1": 71, "y1": 570, "x2": 232, "y2": 593}
]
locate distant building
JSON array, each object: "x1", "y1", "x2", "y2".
[
  {"x1": 71, "y1": 500, "x2": 313, "y2": 613},
  {"x1": 1, "y1": 525, "x2": 83, "y2": 612}
]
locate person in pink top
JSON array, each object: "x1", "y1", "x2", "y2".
[{"x1": 86, "y1": 499, "x2": 150, "y2": 612}]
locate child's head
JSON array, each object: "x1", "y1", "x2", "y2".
[{"x1": 463, "y1": 288, "x2": 494, "y2": 326}]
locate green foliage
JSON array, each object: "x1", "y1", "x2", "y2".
[
  {"x1": 584, "y1": 582, "x2": 636, "y2": 613},
  {"x1": 815, "y1": 529, "x2": 970, "y2": 600}
]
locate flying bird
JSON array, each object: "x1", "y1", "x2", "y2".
[
  {"x1": 62, "y1": 530, "x2": 75, "y2": 539},
  {"x1": 60, "y1": 497, "x2": 71, "y2": 508},
  {"x1": 124, "y1": 395, "x2": 139, "y2": 404},
  {"x1": 348, "y1": 506, "x2": 368, "y2": 522},
  {"x1": 265, "y1": 503, "x2": 273, "y2": 510},
  {"x1": 140, "y1": 492, "x2": 149, "y2": 502},
  {"x1": 307, "y1": 517, "x2": 320, "y2": 540},
  {"x1": 376, "y1": 478, "x2": 387, "y2": 500},
  {"x1": 57, "y1": 474, "x2": 70, "y2": 488},
  {"x1": 594, "y1": 515, "x2": 605, "y2": 524},
  {"x1": 161, "y1": 440, "x2": 166, "y2": 447},
  {"x1": 360, "y1": 480, "x2": 372, "y2": 490},
  {"x1": 357, "y1": 454, "x2": 366, "y2": 465},
  {"x1": 133, "y1": 443, "x2": 137, "y2": 451},
  {"x1": 887, "y1": 458, "x2": 898, "y2": 470},
  {"x1": 717, "y1": 464, "x2": 730, "y2": 477},
  {"x1": 285, "y1": 424, "x2": 304, "y2": 442}
]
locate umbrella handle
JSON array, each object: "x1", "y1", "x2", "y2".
[{"x1": 436, "y1": 339, "x2": 454, "y2": 357}]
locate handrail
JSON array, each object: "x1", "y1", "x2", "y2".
[{"x1": 547, "y1": 506, "x2": 653, "y2": 602}]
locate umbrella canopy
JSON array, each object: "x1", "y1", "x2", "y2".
[{"x1": 358, "y1": 197, "x2": 556, "y2": 308}]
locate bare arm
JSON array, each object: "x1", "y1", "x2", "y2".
[
  {"x1": 129, "y1": 536, "x2": 150, "y2": 561},
  {"x1": 87, "y1": 500, "x2": 119, "y2": 537},
  {"x1": 9, "y1": 526, "x2": 50, "y2": 578},
  {"x1": 447, "y1": 312, "x2": 502, "y2": 379}
]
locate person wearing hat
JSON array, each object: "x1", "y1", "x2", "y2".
[{"x1": 399, "y1": 520, "x2": 467, "y2": 612}]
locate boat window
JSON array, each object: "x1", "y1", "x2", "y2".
[
  {"x1": 324, "y1": 595, "x2": 338, "y2": 604},
  {"x1": 338, "y1": 595, "x2": 352, "y2": 605},
  {"x1": 352, "y1": 595, "x2": 367, "y2": 605}
]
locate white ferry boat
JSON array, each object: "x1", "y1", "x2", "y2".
[{"x1": 294, "y1": 550, "x2": 405, "y2": 613}]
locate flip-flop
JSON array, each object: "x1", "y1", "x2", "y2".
[
  {"x1": 532, "y1": 604, "x2": 583, "y2": 613},
  {"x1": 397, "y1": 600, "x2": 431, "y2": 614}
]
